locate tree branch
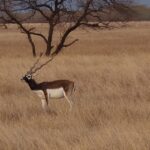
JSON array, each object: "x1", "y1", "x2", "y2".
[{"x1": 63, "y1": 39, "x2": 79, "y2": 47}]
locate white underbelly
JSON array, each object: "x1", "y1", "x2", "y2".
[{"x1": 47, "y1": 88, "x2": 64, "y2": 99}]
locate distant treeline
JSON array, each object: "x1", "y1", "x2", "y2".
[
  {"x1": 0, "y1": 5, "x2": 150, "y2": 24},
  {"x1": 102, "y1": 5, "x2": 150, "y2": 21},
  {"x1": 131, "y1": 5, "x2": 150, "y2": 21}
]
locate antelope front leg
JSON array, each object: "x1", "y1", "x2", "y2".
[{"x1": 41, "y1": 98, "x2": 49, "y2": 112}]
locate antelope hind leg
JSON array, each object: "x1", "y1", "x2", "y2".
[{"x1": 63, "y1": 91, "x2": 73, "y2": 111}]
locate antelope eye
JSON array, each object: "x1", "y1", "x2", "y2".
[{"x1": 26, "y1": 74, "x2": 32, "y2": 79}]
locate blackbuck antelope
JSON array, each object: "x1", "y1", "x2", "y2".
[{"x1": 21, "y1": 55, "x2": 75, "y2": 111}]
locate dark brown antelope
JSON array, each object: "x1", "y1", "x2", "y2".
[{"x1": 21, "y1": 54, "x2": 75, "y2": 111}]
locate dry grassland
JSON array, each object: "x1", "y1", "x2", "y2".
[{"x1": 0, "y1": 22, "x2": 150, "y2": 150}]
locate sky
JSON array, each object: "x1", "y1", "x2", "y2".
[{"x1": 135, "y1": 0, "x2": 150, "y2": 6}]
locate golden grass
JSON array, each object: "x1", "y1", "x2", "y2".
[{"x1": 0, "y1": 22, "x2": 150, "y2": 150}]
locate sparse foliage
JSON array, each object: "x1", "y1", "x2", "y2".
[{"x1": 0, "y1": 0, "x2": 133, "y2": 56}]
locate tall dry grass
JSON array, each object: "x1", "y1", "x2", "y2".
[{"x1": 0, "y1": 22, "x2": 150, "y2": 150}]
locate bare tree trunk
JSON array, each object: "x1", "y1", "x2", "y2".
[
  {"x1": 45, "y1": 22, "x2": 54, "y2": 56},
  {"x1": 45, "y1": 45, "x2": 51, "y2": 56}
]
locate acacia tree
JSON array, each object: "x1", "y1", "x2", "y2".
[{"x1": 0, "y1": 0, "x2": 133, "y2": 57}]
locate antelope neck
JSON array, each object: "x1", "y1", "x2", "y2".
[{"x1": 25, "y1": 79, "x2": 39, "y2": 90}]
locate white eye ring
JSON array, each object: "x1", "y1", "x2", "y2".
[{"x1": 26, "y1": 74, "x2": 32, "y2": 79}]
